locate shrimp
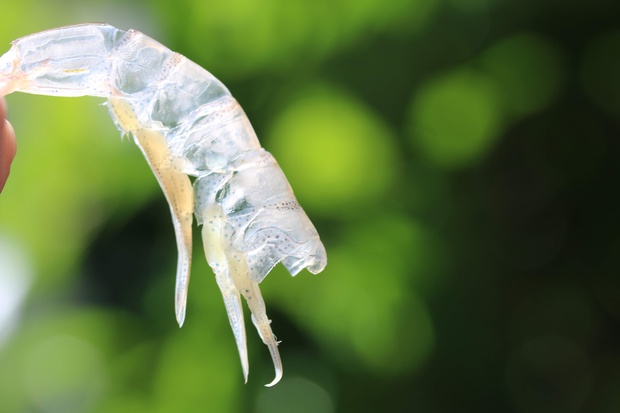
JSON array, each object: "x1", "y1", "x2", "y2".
[{"x1": 0, "y1": 23, "x2": 327, "y2": 386}]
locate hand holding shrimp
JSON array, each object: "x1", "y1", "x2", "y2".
[{"x1": 0, "y1": 24, "x2": 327, "y2": 386}]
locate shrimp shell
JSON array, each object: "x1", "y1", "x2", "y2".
[{"x1": 0, "y1": 23, "x2": 327, "y2": 386}]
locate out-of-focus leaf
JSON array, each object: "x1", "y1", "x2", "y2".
[
  {"x1": 268, "y1": 83, "x2": 399, "y2": 217},
  {"x1": 480, "y1": 32, "x2": 565, "y2": 117},
  {"x1": 408, "y1": 68, "x2": 503, "y2": 168}
]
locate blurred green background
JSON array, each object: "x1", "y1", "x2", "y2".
[{"x1": 1, "y1": 0, "x2": 620, "y2": 411}]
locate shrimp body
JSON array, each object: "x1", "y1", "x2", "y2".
[{"x1": 0, "y1": 24, "x2": 326, "y2": 386}]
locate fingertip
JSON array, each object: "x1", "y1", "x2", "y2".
[
  {"x1": 0, "y1": 97, "x2": 7, "y2": 120},
  {"x1": 3, "y1": 119, "x2": 16, "y2": 160},
  {"x1": 0, "y1": 119, "x2": 16, "y2": 193}
]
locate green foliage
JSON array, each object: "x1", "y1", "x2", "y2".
[
  {"x1": 581, "y1": 30, "x2": 620, "y2": 117},
  {"x1": 408, "y1": 68, "x2": 503, "y2": 168},
  {"x1": 268, "y1": 83, "x2": 398, "y2": 216}
]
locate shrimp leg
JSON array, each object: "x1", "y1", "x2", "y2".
[
  {"x1": 202, "y1": 203, "x2": 282, "y2": 386},
  {"x1": 231, "y1": 257, "x2": 283, "y2": 387},
  {"x1": 202, "y1": 203, "x2": 249, "y2": 381},
  {"x1": 108, "y1": 97, "x2": 194, "y2": 327}
]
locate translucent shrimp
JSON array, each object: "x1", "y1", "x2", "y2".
[{"x1": 0, "y1": 23, "x2": 327, "y2": 386}]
